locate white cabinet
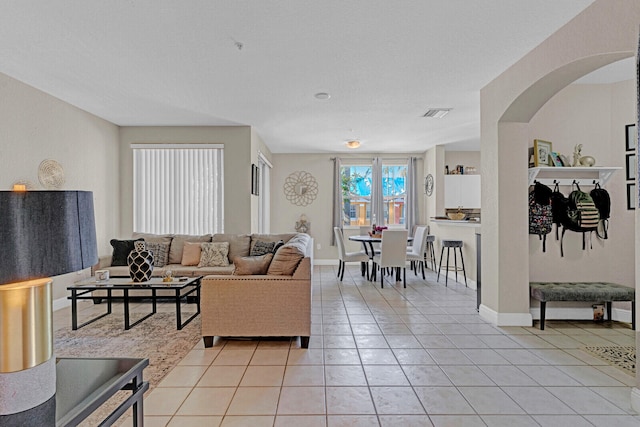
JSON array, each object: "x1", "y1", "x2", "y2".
[{"x1": 444, "y1": 175, "x2": 481, "y2": 208}]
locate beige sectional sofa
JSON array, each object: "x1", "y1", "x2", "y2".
[{"x1": 97, "y1": 231, "x2": 313, "y2": 348}]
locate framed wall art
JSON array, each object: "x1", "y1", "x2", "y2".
[
  {"x1": 251, "y1": 163, "x2": 259, "y2": 196},
  {"x1": 625, "y1": 124, "x2": 636, "y2": 151},
  {"x1": 626, "y1": 153, "x2": 636, "y2": 181},
  {"x1": 627, "y1": 182, "x2": 636, "y2": 210}
]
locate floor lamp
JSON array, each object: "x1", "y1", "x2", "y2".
[{"x1": 0, "y1": 190, "x2": 98, "y2": 424}]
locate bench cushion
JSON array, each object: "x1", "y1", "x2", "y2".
[{"x1": 530, "y1": 282, "x2": 635, "y2": 302}]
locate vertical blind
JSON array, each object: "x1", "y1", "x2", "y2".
[{"x1": 132, "y1": 145, "x2": 224, "y2": 235}]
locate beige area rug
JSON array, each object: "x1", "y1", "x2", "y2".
[
  {"x1": 584, "y1": 345, "x2": 636, "y2": 375},
  {"x1": 54, "y1": 311, "x2": 201, "y2": 426}
]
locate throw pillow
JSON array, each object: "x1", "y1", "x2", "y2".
[
  {"x1": 168, "y1": 234, "x2": 212, "y2": 265},
  {"x1": 110, "y1": 238, "x2": 143, "y2": 266},
  {"x1": 145, "y1": 242, "x2": 170, "y2": 268},
  {"x1": 198, "y1": 242, "x2": 230, "y2": 267},
  {"x1": 212, "y1": 234, "x2": 251, "y2": 263},
  {"x1": 267, "y1": 233, "x2": 310, "y2": 275},
  {"x1": 272, "y1": 239, "x2": 285, "y2": 253},
  {"x1": 250, "y1": 240, "x2": 275, "y2": 256},
  {"x1": 233, "y1": 254, "x2": 273, "y2": 275},
  {"x1": 181, "y1": 242, "x2": 203, "y2": 266}
]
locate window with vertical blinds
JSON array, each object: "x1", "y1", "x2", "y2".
[{"x1": 132, "y1": 144, "x2": 224, "y2": 235}]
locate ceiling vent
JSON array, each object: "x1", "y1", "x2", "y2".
[{"x1": 423, "y1": 108, "x2": 451, "y2": 118}]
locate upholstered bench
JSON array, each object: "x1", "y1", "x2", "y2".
[{"x1": 530, "y1": 282, "x2": 635, "y2": 330}]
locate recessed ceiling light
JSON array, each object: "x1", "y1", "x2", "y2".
[
  {"x1": 423, "y1": 108, "x2": 452, "y2": 118},
  {"x1": 345, "y1": 140, "x2": 361, "y2": 149},
  {"x1": 314, "y1": 92, "x2": 331, "y2": 100}
]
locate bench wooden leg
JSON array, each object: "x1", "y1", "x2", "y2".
[
  {"x1": 540, "y1": 301, "x2": 546, "y2": 330},
  {"x1": 633, "y1": 301, "x2": 636, "y2": 330},
  {"x1": 606, "y1": 301, "x2": 612, "y2": 322}
]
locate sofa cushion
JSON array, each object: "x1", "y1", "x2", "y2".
[
  {"x1": 181, "y1": 242, "x2": 202, "y2": 266},
  {"x1": 233, "y1": 253, "x2": 274, "y2": 275},
  {"x1": 146, "y1": 242, "x2": 170, "y2": 268},
  {"x1": 199, "y1": 242, "x2": 230, "y2": 267},
  {"x1": 131, "y1": 232, "x2": 173, "y2": 246},
  {"x1": 212, "y1": 234, "x2": 251, "y2": 263},
  {"x1": 250, "y1": 240, "x2": 276, "y2": 256},
  {"x1": 169, "y1": 234, "x2": 212, "y2": 264},
  {"x1": 110, "y1": 238, "x2": 144, "y2": 266},
  {"x1": 267, "y1": 234, "x2": 310, "y2": 276}
]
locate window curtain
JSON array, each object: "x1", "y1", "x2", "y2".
[
  {"x1": 132, "y1": 145, "x2": 224, "y2": 235},
  {"x1": 405, "y1": 156, "x2": 418, "y2": 235},
  {"x1": 331, "y1": 157, "x2": 342, "y2": 245},
  {"x1": 371, "y1": 157, "x2": 384, "y2": 226}
]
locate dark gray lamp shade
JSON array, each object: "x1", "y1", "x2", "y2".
[{"x1": 0, "y1": 191, "x2": 98, "y2": 284}]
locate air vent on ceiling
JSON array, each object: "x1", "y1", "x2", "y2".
[{"x1": 423, "y1": 108, "x2": 451, "y2": 118}]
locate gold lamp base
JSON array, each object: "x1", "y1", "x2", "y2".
[
  {"x1": 0, "y1": 278, "x2": 53, "y2": 373},
  {"x1": 0, "y1": 278, "x2": 55, "y2": 416}
]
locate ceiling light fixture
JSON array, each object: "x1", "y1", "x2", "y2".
[
  {"x1": 345, "y1": 140, "x2": 361, "y2": 149},
  {"x1": 314, "y1": 92, "x2": 331, "y2": 100},
  {"x1": 423, "y1": 108, "x2": 452, "y2": 118}
]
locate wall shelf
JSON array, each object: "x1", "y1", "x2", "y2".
[{"x1": 528, "y1": 166, "x2": 621, "y2": 187}]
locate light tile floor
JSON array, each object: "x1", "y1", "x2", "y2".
[{"x1": 53, "y1": 265, "x2": 640, "y2": 426}]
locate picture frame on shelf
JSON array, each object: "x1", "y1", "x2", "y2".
[
  {"x1": 549, "y1": 152, "x2": 563, "y2": 167},
  {"x1": 626, "y1": 153, "x2": 636, "y2": 181},
  {"x1": 625, "y1": 124, "x2": 636, "y2": 151},
  {"x1": 627, "y1": 183, "x2": 636, "y2": 210},
  {"x1": 533, "y1": 139, "x2": 552, "y2": 167}
]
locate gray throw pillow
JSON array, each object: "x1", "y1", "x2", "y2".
[
  {"x1": 250, "y1": 240, "x2": 276, "y2": 256},
  {"x1": 145, "y1": 242, "x2": 170, "y2": 268}
]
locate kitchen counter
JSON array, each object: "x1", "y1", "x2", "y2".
[{"x1": 431, "y1": 219, "x2": 481, "y2": 228}]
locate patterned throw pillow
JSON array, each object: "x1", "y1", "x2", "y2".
[
  {"x1": 145, "y1": 242, "x2": 170, "y2": 267},
  {"x1": 250, "y1": 240, "x2": 275, "y2": 256},
  {"x1": 272, "y1": 239, "x2": 285, "y2": 253},
  {"x1": 199, "y1": 242, "x2": 230, "y2": 267}
]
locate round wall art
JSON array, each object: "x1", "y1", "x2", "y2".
[
  {"x1": 38, "y1": 159, "x2": 65, "y2": 189},
  {"x1": 283, "y1": 171, "x2": 318, "y2": 206}
]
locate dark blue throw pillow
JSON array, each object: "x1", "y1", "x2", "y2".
[{"x1": 110, "y1": 238, "x2": 143, "y2": 266}]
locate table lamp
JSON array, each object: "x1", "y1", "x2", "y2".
[{"x1": 0, "y1": 191, "x2": 98, "y2": 424}]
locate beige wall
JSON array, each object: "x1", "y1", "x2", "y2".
[
  {"x1": 480, "y1": 0, "x2": 640, "y2": 326},
  {"x1": 272, "y1": 153, "x2": 424, "y2": 260},
  {"x1": 528, "y1": 81, "x2": 635, "y2": 285},
  {"x1": 0, "y1": 72, "x2": 120, "y2": 300},
  {"x1": 118, "y1": 126, "x2": 253, "y2": 236},
  {"x1": 251, "y1": 128, "x2": 273, "y2": 233}
]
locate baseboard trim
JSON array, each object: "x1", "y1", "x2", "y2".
[
  {"x1": 53, "y1": 297, "x2": 71, "y2": 312},
  {"x1": 479, "y1": 304, "x2": 533, "y2": 326},
  {"x1": 529, "y1": 306, "x2": 633, "y2": 323}
]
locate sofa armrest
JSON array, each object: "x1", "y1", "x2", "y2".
[{"x1": 98, "y1": 255, "x2": 112, "y2": 268}]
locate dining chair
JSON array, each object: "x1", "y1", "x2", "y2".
[
  {"x1": 371, "y1": 229, "x2": 408, "y2": 288},
  {"x1": 407, "y1": 225, "x2": 428, "y2": 280},
  {"x1": 334, "y1": 227, "x2": 370, "y2": 281}
]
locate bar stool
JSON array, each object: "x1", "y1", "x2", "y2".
[
  {"x1": 424, "y1": 235, "x2": 437, "y2": 271},
  {"x1": 437, "y1": 239, "x2": 467, "y2": 287}
]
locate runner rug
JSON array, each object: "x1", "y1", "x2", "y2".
[{"x1": 583, "y1": 345, "x2": 636, "y2": 376}]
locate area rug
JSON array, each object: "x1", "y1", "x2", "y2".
[
  {"x1": 583, "y1": 345, "x2": 636, "y2": 375},
  {"x1": 54, "y1": 311, "x2": 201, "y2": 425}
]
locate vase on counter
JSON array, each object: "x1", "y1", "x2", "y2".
[{"x1": 127, "y1": 240, "x2": 154, "y2": 282}]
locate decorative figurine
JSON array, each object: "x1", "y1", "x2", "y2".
[{"x1": 572, "y1": 144, "x2": 582, "y2": 167}]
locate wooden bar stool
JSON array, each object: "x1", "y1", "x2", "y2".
[{"x1": 437, "y1": 239, "x2": 467, "y2": 287}]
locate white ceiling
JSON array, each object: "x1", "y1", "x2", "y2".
[{"x1": 2, "y1": 0, "x2": 627, "y2": 154}]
